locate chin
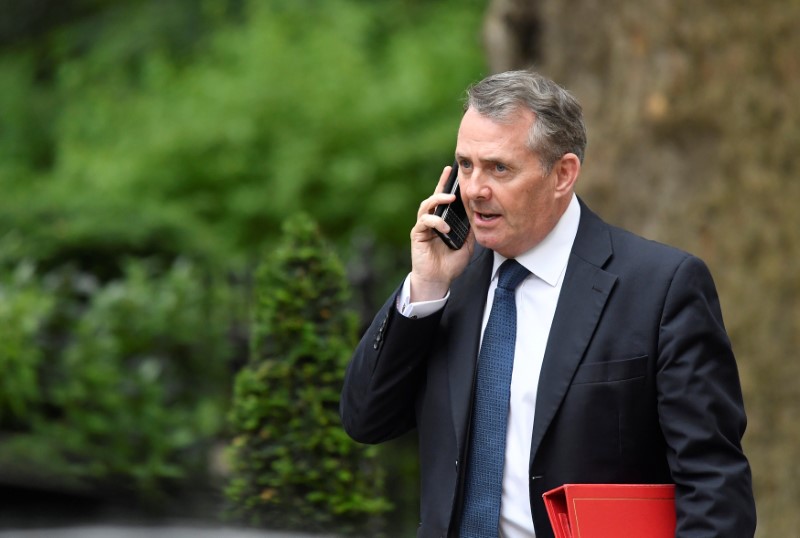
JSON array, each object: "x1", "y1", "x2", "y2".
[
  {"x1": 476, "y1": 235, "x2": 529, "y2": 258},
  {"x1": 473, "y1": 233, "x2": 503, "y2": 253}
]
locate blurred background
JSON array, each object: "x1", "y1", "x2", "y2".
[{"x1": 0, "y1": 0, "x2": 797, "y2": 536}]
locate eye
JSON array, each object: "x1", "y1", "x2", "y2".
[
  {"x1": 495, "y1": 163, "x2": 507, "y2": 173},
  {"x1": 458, "y1": 159, "x2": 472, "y2": 170}
]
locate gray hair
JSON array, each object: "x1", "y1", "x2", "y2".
[{"x1": 464, "y1": 70, "x2": 587, "y2": 174}]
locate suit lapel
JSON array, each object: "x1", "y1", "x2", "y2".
[
  {"x1": 442, "y1": 202, "x2": 618, "y2": 463},
  {"x1": 447, "y1": 247, "x2": 493, "y2": 456},
  {"x1": 529, "y1": 202, "x2": 617, "y2": 463}
]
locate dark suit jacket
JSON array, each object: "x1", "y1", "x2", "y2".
[{"x1": 341, "y1": 199, "x2": 755, "y2": 538}]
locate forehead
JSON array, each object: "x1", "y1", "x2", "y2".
[{"x1": 456, "y1": 107, "x2": 535, "y2": 159}]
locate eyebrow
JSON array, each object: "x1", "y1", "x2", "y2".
[{"x1": 455, "y1": 153, "x2": 507, "y2": 165}]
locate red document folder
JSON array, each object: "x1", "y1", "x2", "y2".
[{"x1": 542, "y1": 483, "x2": 676, "y2": 538}]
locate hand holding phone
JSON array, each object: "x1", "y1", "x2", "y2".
[{"x1": 433, "y1": 162, "x2": 470, "y2": 250}]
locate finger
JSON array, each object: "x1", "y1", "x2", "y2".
[
  {"x1": 413, "y1": 213, "x2": 451, "y2": 240},
  {"x1": 417, "y1": 191, "x2": 458, "y2": 219},
  {"x1": 434, "y1": 165, "x2": 453, "y2": 193},
  {"x1": 415, "y1": 165, "x2": 458, "y2": 220},
  {"x1": 433, "y1": 165, "x2": 454, "y2": 194}
]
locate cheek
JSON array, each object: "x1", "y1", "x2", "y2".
[
  {"x1": 511, "y1": 185, "x2": 550, "y2": 229},
  {"x1": 511, "y1": 185, "x2": 539, "y2": 213}
]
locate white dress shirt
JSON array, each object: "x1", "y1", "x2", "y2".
[{"x1": 398, "y1": 194, "x2": 580, "y2": 537}]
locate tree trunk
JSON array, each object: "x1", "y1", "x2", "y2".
[{"x1": 483, "y1": 1, "x2": 800, "y2": 536}]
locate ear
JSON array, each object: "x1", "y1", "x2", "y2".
[{"x1": 553, "y1": 153, "x2": 581, "y2": 199}]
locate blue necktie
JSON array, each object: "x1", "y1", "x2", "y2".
[{"x1": 460, "y1": 259, "x2": 531, "y2": 537}]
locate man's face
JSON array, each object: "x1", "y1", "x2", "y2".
[{"x1": 455, "y1": 107, "x2": 570, "y2": 258}]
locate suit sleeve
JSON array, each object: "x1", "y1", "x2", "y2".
[
  {"x1": 656, "y1": 255, "x2": 756, "y2": 536},
  {"x1": 340, "y1": 288, "x2": 443, "y2": 444}
]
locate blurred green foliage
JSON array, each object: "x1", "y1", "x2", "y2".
[
  {"x1": 0, "y1": 0, "x2": 485, "y2": 525},
  {"x1": 0, "y1": 258, "x2": 232, "y2": 500},
  {"x1": 0, "y1": 263, "x2": 54, "y2": 423},
  {"x1": 225, "y1": 215, "x2": 388, "y2": 534},
  {"x1": 0, "y1": 0, "x2": 485, "y2": 280}
]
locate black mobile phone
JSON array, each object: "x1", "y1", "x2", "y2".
[{"x1": 433, "y1": 162, "x2": 470, "y2": 250}]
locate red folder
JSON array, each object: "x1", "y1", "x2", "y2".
[{"x1": 542, "y1": 484, "x2": 675, "y2": 538}]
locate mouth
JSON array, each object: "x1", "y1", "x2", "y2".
[{"x1": 473, "y1": 210, "x2": 501, "y2": 223}]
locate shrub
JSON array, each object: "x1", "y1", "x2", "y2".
[
  {"x1": 0, "y1": 259, "x2": 233, "y2": 502},
  {"x1": 225, "y1": 214, "x2": 389, "y2": 534},
  {"x1": 0, "y1": 263, "x2": 54, "y2": 425}
]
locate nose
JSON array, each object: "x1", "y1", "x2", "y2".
[{"x1": 461, "y1": 169, "x2": 490, "y2": 201}]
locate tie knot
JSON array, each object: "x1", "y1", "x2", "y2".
[{"x1": 497, "y1": 259, "x2": 530, "y2": 291}]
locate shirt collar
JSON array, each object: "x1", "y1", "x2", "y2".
[{"x1": 491, "y1": 194, "x2": 581, "y2": 287}]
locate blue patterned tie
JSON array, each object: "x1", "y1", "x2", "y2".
[{"x1": 460, "y1": 259, "x2": 531, "y2": 537}]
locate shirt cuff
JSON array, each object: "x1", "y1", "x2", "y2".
[{"x1": 396, "y1": 273, "x2": 449, "y2": 319}]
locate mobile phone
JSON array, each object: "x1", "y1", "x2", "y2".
[{"x1": 433, "y1": 162, "x2": 470, "y2": 250}]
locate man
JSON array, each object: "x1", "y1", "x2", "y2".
[{"x1": 340, "y1": 70, "x2": 755, "y2": 537}]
